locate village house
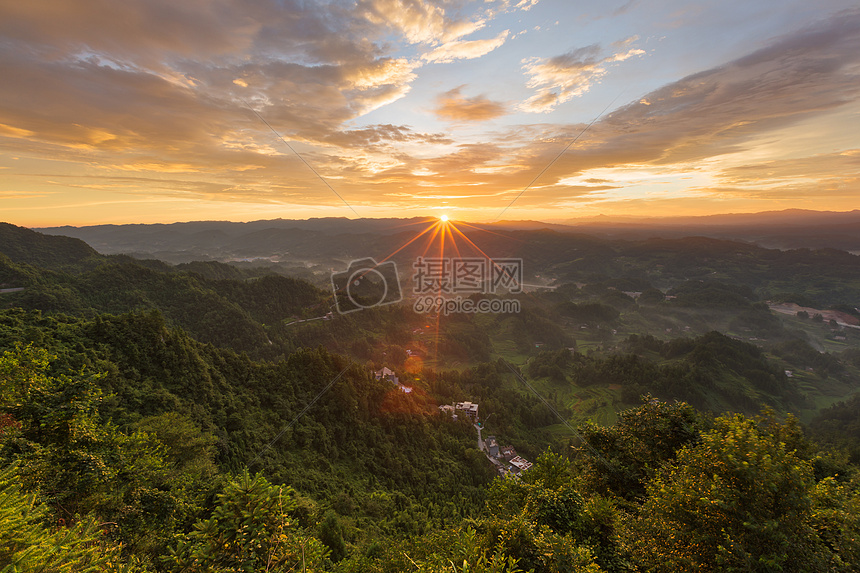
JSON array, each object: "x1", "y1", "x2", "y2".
[
  {"x1": 438, "y1": 404, "x2": 455, "y2": 416},
  {"x1": 455, "y1": 401, "x2": 479, "y2": 420},
  {"x1": 374, "y1": 366, "x2": 399, "y2": 384},
  {"x1": 484, "y1": 435, "x2": 499, "y2": 458},
  {"x1": 499, "y1": 445, "x2": 517, "y2": 461},
  {"x1": 509, "y1": 456, "x2": 533, "y2": 474}
]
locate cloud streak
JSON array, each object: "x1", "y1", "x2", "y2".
[
  {"x1": 520, "y1": 43, "x2": 645, "y2": 113},
  {"x1": 422, "y1": 30, "x2": 510, "y2": 63}
]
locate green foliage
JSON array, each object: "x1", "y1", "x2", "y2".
[
  {"x1": 0, "y1": 343, "x2": 212, "y2": 561},
  {"x1": 0, "y1": 311, "x2": 501, "y2": 567},
  {"x1": 132, "y1": 412, "x2": 219, "y2": 482},
  {"x1": 573, "y1": 398, "x2": 704, "y2": 503},
  {"x1": 172, "y1": 261, "x2": 269, "y2": 281},
  {"x1": 0, "y1": 462, "x2": 134, "y2": 572},
  {"x1": 809, "y1": 477, "x2": 860, "y2": 569},
  {"x1": 168, "y1": 470, "x2": 327, "y2": 572},
  {"x1": 5, "y1": 224, "x2": 860, "y2": 571},
  {"x1": 527, "y1": 349, "x2": 573, "y2": 384},
  {"x1": 619, "y1": 332, "x2": 800, "y2": 412},
  {"x1": 624, "y1": 413, "x2": 850, "y2": 572},
  {"x1": 319, "y1": 510, "x2": 347, "y2": 562},
  {"x1": 811, "y1": 393, "x2": 860, "y2": 463},
  {"x1": 773, "y1": 338, "x2": 843, "y2": 377},
  {"x1": 499, "y1": 307, "x2": 574, "y2": 353},
  {"x1": 636, "y1": 288, "x2": 665, "y2": 306},
  {"x1": 0, "y1": 223, "x2": 100, "y2": 271},
  {"x1": 439, "y1": 320, "x2": 493, "y2": 362},
  {"x1": 668, "y1": 280, "x2": 757, "y2": 309},
  {"x1": 406, "y1": 527, "x2": 525, "y2": 573},
  {"x1": 0, "y1": 239, "x2": 327, "y2": 358},
  {"x1": 484, "y1": 452, "x2": 617, "y2": 572}
]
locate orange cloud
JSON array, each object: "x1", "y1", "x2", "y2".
[
  {"x1": 1, "y1": 1, "x2": 859, "y2": 224},
  {"x1": 434, "y1": 87, "x2": 507, "y2": 122},
  {"x1": 357, "y1": 0, "x2": 484, "y2": 45}
]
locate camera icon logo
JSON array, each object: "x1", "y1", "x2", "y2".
[{"x1": 331, "y1": 257, "x2": 402, "y2": 314}]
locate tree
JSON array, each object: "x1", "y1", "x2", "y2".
[
  {"x1": 573, "y1": 398, "x2": 704, "y2": 503},
  {"x1": 318, "y1": 510, "x2": 347, "y2": 562},
  {"x1": 0, "y1": 462, "x2": 134, "y2": 572},
  {"x1": 637, "y1": 288, "x2": 665, "y2": 306},
  {"x1": 168, "y1": 470, "x2": 327, "y2": 572},
  {"x1": 0, "y1": 343, "x2": 204, "y2": 560},
  {"x1": 405, "y1": 527, "x2": 527, "y2": 573},
  {"x1": 809, "y1": 476, "x2": 860, "y2": 570},
  {"x1": 484, "y1": 452, "x2": 616, "y2": 572},
  {"x1": 625, "y1": 414, "x2": 835, "y2": 572}
]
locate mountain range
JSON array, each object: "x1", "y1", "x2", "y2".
[{"x1": 34, "y1": 209, "x2": 860, "y2": 262}]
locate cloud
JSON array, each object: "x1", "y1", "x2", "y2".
[
  {"x1": 0, "y1": 7, "x2": 425, "y2": 168},
  {"x1": 1, "y1": 1, "x2": 859, "y2": 218},
  {"x1": 693, "y1": 150, "x2": 860, "y2": 202},
  {"x1": 488, "y1": 9, "x2": 860, "y2": 211},
  {"x1": 422, "y1": 30, "x2": 510, "y2": 63},
  {"x1": 434, "y1": 87, "x2": 508, "y2": 122},
  {"x1": 321, "y1": 124, "x2": 452, "y2": 148},
  {"x1": 344, "y1": 58, "x2": 417, "y2": 90},
  {"x1": 0, "y1": 123, "x2": 35, "y2": 138},
  {"x1": 0, "y1": 0, "x2": 256, "y2": 62},
  {"x1": 719, "y1": 151, "x2": 860, "y2": 185},
  {"x1": 519, "y1": 43, "x2": 644, "y2": 113},
  {"x1": 357, "y1": 0, "x2": 485, "y2": 45},
  {"x1": 591, "y1": 9, "x2": 860, "y2": 168},
  {"x1": 515, "y1": 0, "x2": 540, "y2": 11},
  {"x1": 612, "y1": 0, "x2": 638, "y2": 17}
]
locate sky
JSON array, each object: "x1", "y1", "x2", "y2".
[{"x1": 1, "y1": 0, "x2": 859, "y2": 226}]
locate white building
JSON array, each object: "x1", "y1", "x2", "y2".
[
  {"x1": 455, "y1": 401, "x2": 479, "y2": 420},
  {"x1": 509, "y1": 456, "x2": 533, "y2": 473}
]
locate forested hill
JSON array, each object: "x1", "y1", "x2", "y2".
[
  {"x1": 3, "y1": 314, "x2": 860, "y2": 571},
  {"x1": 0, "y1": 221, "x2": 100, "y2": 270},
  {"x1": 33, "y1": 218, "x2": 860, "y2": 308},
  {"x1": 1, "y1": 222, "x2": 328, "y2": 356},
  {"x1": 0, "y1": 308, "x2": 506, "y2": 569},
  {"x1": 3, "y1": 221, "x2": 860, "y2": 571}
]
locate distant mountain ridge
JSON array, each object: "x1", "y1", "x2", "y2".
[
  {"x1": 32, "y1": 209, "x2": 860, "y2": 258},
  {"x1": 548, "y1": 209, "x2": 860, "y2": 252},
  {"x1": 0, "y1": 222, "x2": 328, "y2": 356},
  {"x1": 552, "y1": 208, "x2": 860, "y2": 227}
]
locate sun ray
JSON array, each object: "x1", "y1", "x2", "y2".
[
  {"x1": 375, "y1": 220, "x2": 439, "y2": 264},
  {"x1": 447, "y1": 222, "x2": 495, "y2": 262},
  {"x1": 443, "y1": 223, "x2": 463, "y2": 260},
  {"x1": 420, "y1": 222, "x2": 446, "y2": 258},
  {"x1": 447, "y1": 222, "x2": 521, "y2": 283}
]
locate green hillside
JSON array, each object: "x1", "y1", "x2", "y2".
[{"x1": 2, "y1": 223, "x2": 860, "y2": 571}]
